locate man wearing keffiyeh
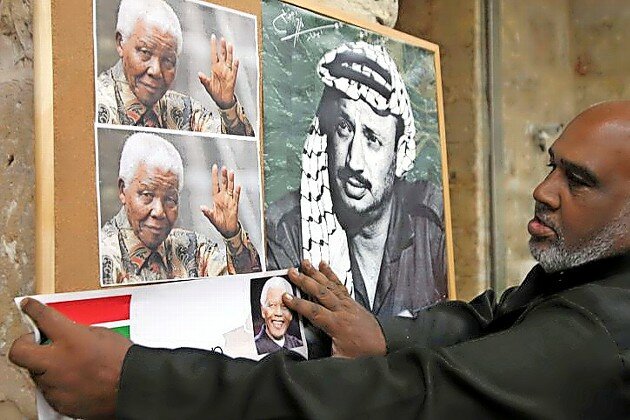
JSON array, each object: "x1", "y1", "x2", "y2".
[{"x1": 267, "y1": 42, "x2": 447, "y2": 326}]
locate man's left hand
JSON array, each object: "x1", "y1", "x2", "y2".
[
  {"x1": 284, "y1": 260, "x2": 387, "y2": 358},
  {"x1": 198, "y1": 34, "x2": 239, "y2": 110},
  {"x1": 201, "y1": 164, "x2": 241, "y2": 238},
  {"x1": 9, "y1": 298, "x2": 132, "y2": 419}
]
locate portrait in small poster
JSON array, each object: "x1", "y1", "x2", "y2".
[
  {"x1": 93, "y1": 0, "x2": 259, "y2": 137},
  {"x1": 262, "y1": 0, "x2": 452, "y2": 331},
  {"x1": 249, "y1": 274, "x2": 306, "y2": 356},
  {"x1": 96, "y1": 127, "x2": 265, "y2": 286}
]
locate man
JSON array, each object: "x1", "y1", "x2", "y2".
[
  {"x1": 97, "y1": 0, "x2": 255, "y2": 136},
  {"x1": 100, "y1": 132, "x2": 261, "y2": 284},
  {"x1": 9, "y1": 101, "x2": 630, "y2": 418},
  {"x1": 254, "y1": 276, "x2": 303, "y2": 354},
  {"x1": 267, "y1": 42, "x2": 447, "y2": 318}
]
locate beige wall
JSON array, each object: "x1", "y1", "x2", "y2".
[
  {"x1": 397, "y1": 0, "x2": 491, "y2": 300},
  {"x1": 496, "y1": 0, "x2": 576, "y2": 288},
  {"x1": 497, "y1": 0, "x2": 630, "y2": 290}
]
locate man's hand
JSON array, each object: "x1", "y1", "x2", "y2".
[
  {"x1": 9, "y1": 298, "x2": 132, "y2": 419},
  {"x1": 198, "y1": 34, "x2": 239, "y2": 110},
  {"x1": 201, "y1": 164, "x2": 241, "y2": 238},
  {"x1": 284, "y1": 260, "x2": 387, "y2": 358}
]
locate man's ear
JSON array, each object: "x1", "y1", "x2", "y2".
[
  {"x1": 116, "y1": 32, "x2": 124, "y2": 58},
  {"x1": 118, "y1": 178, "x2": 127, "y2": 205}
]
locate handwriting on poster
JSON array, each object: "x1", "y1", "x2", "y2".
[{"x1": 272, "y1": 9, "x2": 342, "y2": 46}]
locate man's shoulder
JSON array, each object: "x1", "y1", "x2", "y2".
[
  {"x1": 557, "y1": 275, "x2": 630, "y2": 350},
  {"x1": 265, "y1": 191, "x2": 301, "y2": 230},
  {"x1": 396, "y1": 180, "x2": 444, "y2": 228},
  {"x1": 100, "y1": 216, "x2": 122, "y2": 250}
]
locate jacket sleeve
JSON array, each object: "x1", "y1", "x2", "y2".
[
  {"x1": 378, "y1": 289, "x2": 497, "y2": 352},
  {"x1": 116, "y1": 296, "x2": 623, "y2": 419}
]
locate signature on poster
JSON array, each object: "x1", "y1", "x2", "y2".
[{"x1": 272, "y1": 9, "x2": 342, "y2": 46}]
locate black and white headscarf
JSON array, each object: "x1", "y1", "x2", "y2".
[{"x1": 300, "y1": 42, "x2": 416, "y2": 297}]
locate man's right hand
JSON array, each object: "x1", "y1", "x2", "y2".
[
  {"x1": 9, "y1": 298, "x2": 132, "y2": 419},
  {"x1": 284, "y1": 260, "x2": 387, "y2": 358}
]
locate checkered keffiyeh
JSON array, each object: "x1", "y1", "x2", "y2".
[{"x1": 300, "y1": 42, "x2": 416, "y2": 299}]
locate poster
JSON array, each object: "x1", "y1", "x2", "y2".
[
  {"x1": 262, "y1": 0, "x2": 452, "y2": 324},
  {"x1": 93, "y1": 0, "x2": 265, "y2": 286},
  {"x1": 17, "y1": 270, "x2": 306, "y2": 420}
]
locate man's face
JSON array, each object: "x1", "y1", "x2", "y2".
[
  {"x1": 528, "y1": 106, "x2": 630, "y2": 272},
  {"x1": 119, "y1": 163, "x2": 179, "y2": 250},
  {"x1": 116, "y1": 20, "x2": 177, "y2": 107},
  {"x1": 323, "y1": 95, "x2": 398, "y2": 226},
  {"x1": 261, "y1": 287, "x2": 292, "y2": 340}
]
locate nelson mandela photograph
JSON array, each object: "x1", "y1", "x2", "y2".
[
  {"x1": 94, "y1": 0, "x2": 259, "y2": 136},
  {"x1": 97, "y1": 127, "x2": 264, "y2": 286},
  {"x1": 262, "y1": 0, "x2": 451, "y2": 334}
]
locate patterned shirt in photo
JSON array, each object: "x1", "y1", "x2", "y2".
[
  {"x1": 96, "y1": 61, "x2": 255, "y2": 136},
  {"x1": 100, "y1": 207, "x2": 261, "y2": 285}
]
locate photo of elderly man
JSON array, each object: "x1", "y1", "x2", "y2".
[
  {"x1": 98, "y1": 130, "x2": 263, "y2": 286},
  {"x1": 266, "y1": 41, "x2": 446, "y2": 317},
  {"x1": 252, "y1": 276, "x2": 303, "y2": 355},
  {"x1": 95, "y1": 0, "x2": 258, "y2": 136}
]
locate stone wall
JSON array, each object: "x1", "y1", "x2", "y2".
[
  {"x1": 496, "y1": 0, "x2": 576, "y2": 289},
  {"x1": 397, "y1": 0, "x2": 491, "y2": 300},
  {"x1": 0, "y1": 0, "x2": 37, "y2": 418},
  {"x1": 497, "y1": 0, "x2": 630, "y2": 290}
]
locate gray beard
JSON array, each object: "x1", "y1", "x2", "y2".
[{"x1": 529, "y1": 210, "x2": 628, "y2": 273}]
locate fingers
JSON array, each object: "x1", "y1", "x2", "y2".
[
  {"x1": 282, "y1": 293, "x2": 333, "y2": 334},
  {"x1": 211, "y1": 164, "x2": 219, "y2": 196},
  {"x1": 220, "y1": 37, "x2": 227, "y2": 62},
  {"x1": 301, "y1": 260, "x2": 344, "y2": 294},
  {"x1": 234, "y1": 185, "x2": 241, "y2": 205},
  {"x1": 232, "y1": 59, "x2": 240, "y2": 78},
  {"x1": 227, "y1": 170, "x2": 235, "y2": 195},
  {"x1": 226, "y1": 42, "x2": 233, "y2": 67},
  {"x1": 288, "y1": 267, "x2": 339, "y2": 310},
  {"x1": 198, "y1": 71, "x2": 210, "y2": 87},
  {"x1": 9, "y1": 333, "x2": 50, "y2": 372},
  {"x1": 200, "y1": 205, "x2": 214, "y2": 222},
  {"x1": 210, "y1": 34, "x2": 218, "y2": 64},
  {"x1": 220, "y1": 166, "x2": 229, "y2": 191},
  {"x1": 21, "y1": 298, "x2": 73, "y2": 341},
  {"x1": 318, "y1": 261, "x2": 341, "y2": 284}
]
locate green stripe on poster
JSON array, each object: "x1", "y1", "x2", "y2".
[{"x1": 110, "y1": 325, "x2": 130, "y2": 338}]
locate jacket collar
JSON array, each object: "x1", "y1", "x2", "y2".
[
  {"x1": 111, "y1": 61, "x2": 164, "y2": 127},
  {"x1": 114, "y1": 207, "x2": 169, "y2": 274}
]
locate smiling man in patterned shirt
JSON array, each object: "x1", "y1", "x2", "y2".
[
  {"x1": 96, "y1": 0, "x2": 254, "y2": 136},
  {"x1": 100, "y1": 132, "x2": 261, "y2": 285}
]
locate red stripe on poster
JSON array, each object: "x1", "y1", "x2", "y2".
[{"x1": 48, "y1": 295, "x2": 131, "y2": 325}]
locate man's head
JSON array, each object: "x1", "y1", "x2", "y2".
[
  {"x1": 115, "y1": 0, "x2": 183, "y2": 107},
  {"x1": 118, "y1": 133, "x2": 184, "y2": 250},
  {"x1": 259, "y1": 277, "x2": 294, "y2": 340},
  {"x1": 312, "y1": 42, "x2": 416, "y2": 229},
  {"x1": 529, "y1": 101, "x2": 630, "y2": 272}
]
